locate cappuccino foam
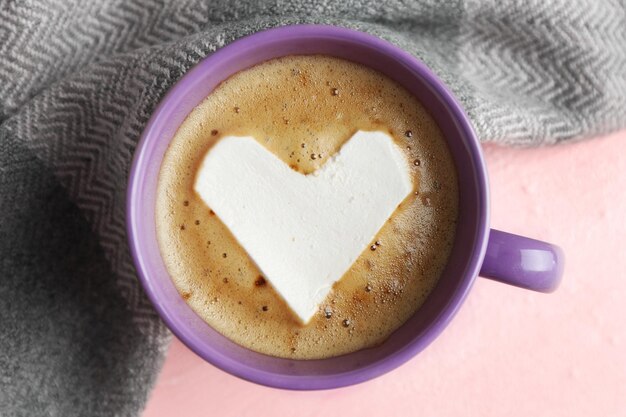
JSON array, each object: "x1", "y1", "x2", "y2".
[{"x1": 156, "y1": 55, "x2": 458, "y2": 359}]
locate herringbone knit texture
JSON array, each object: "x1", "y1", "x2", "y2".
[{"x1": 1, "y1": 1, "x2": 624, "y2": 416}]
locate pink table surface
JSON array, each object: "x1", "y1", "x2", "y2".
[{"x1": 143, "y1": 130, "x2": 626, "y2": 417}]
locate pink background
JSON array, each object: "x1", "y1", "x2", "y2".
[{"x1": 144, "y1": 130, "x2": 626, "y2": 416}]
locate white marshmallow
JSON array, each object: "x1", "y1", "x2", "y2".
[{"x1": 194, "y1": 130, "x2": 412, "y2": 323}]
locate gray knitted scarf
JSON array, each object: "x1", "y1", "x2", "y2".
[{"x1": 1, "y1": 1, "x2": 625, "y2": 416}]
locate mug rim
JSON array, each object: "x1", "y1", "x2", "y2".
[{"x1": 127, "y1": 24, "x2": 489, "y2": 389}]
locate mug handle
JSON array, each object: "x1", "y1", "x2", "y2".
[{"x1": 479, "y1": 229, "x2": 564, "y2": 292}]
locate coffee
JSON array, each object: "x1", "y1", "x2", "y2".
[{"x1": 155, "y1": 55, "x2": 458, "y2": 359}]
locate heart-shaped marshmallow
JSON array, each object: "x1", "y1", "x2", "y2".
[{"x1": 194, "y1": 130, "x2": 412, "y2": 323}]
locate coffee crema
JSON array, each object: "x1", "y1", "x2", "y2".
[{"x1": 155, "y1": 55, "x2": 459, "y2": 359}]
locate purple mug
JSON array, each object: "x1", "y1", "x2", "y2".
[{"x1": 127, "y1": 25, "x2": 564, "y2": 390}]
